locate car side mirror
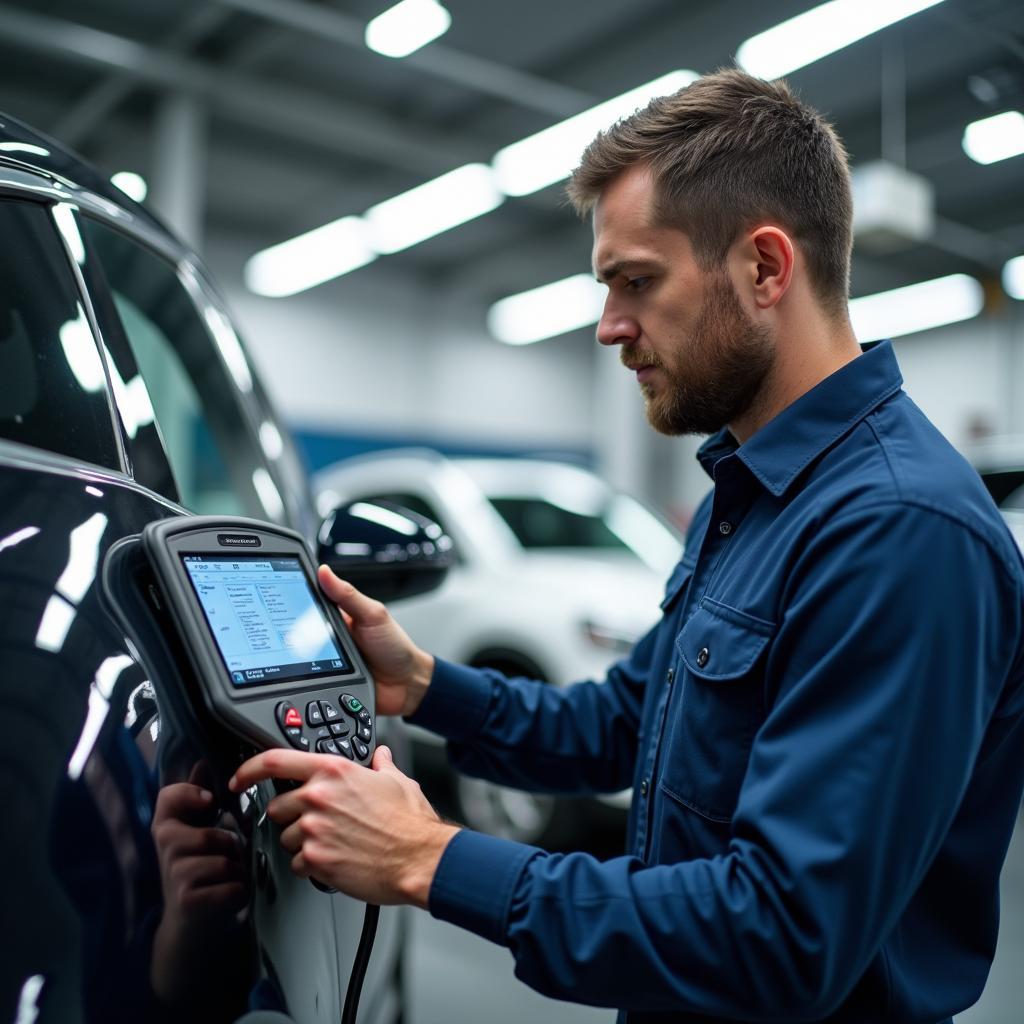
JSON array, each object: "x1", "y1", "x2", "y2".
[{"x1": 317, "y1": 499, "x2": 454, "y2": 604}]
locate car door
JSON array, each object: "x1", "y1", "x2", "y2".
[{"x1": 0, "y1": 167, "x2": 399, "y2": 1023}]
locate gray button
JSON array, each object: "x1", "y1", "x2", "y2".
[
  {"x1": 719, "y1": 521, "x2": 732, "y2": 536},
  {"x1": 640, "y1": 779, "x2": 649, "y2": 796},
  {"x1": 667, "y1": 667, "x2": 675, "y2": 683},
  {"x1": 696, "y1": 647, "x2": 710, "y2": 668}
]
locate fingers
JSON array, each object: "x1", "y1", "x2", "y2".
[
  {"x1": 229, "y1": 748, "x2": 328, "y2": 792},
  {"x1": 317, "y1": 566, "x2": 388, "y2": 626},
  {"x1": 371, "y1": 745, "x2": 397, "y2": 773}
]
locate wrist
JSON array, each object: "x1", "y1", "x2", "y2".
[
  {"x1": 403, "y1": 648, "x2": 435, "y2": 717},
  {"x1": 397, "y1": 821, "x2": 460, "y2": 909}
]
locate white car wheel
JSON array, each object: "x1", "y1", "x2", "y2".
[{"x1": 454, "y1": 775, "x2": 561, "y2": 845}]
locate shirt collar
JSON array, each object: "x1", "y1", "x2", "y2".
[{"x1": 697, "y1": 340, "x2": 904, "y2": 496}]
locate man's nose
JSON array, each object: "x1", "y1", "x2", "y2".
[{"x1": 596, "y1": 300, "x2": 640, "y2": 347}]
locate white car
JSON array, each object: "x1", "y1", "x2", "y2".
[
  {"x1": 963, "y1": 436, "x2": 1024, "y2": 551},
  {"x1": 314, "y1": 449, "x2": 683, "y2": 845}
]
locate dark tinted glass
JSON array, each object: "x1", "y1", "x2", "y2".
[
  {"x1": 80, "y1": 218, "x2": 250, "y2": 516},
  {"x1": 0, "y1": 200, "x2": 119, "y2": 468},
  {"x1": 981, "y1": 469, "x2": 1024, "y2": 510},
  {"x1": 488, "y1": 496, "x2": 629, "y2": 550}
]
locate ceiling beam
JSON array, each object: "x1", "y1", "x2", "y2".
[
  {"x1": 215, "y1": 0, "x2": 594, "y2": 118},
  {"x1": 52, "y1": 5, "x2": 234, "y2": 148},
  {"x1": 0, "y1": 4, "x2": 481, "y2": 175}
]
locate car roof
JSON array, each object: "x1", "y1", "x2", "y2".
[
  {"x1": 962, "y1": 436, "x2": 1024, "y2": 473},
  {"x1": 0, "y1": 110, "x2": 181, "y2": 245},
  {"x1": 317, "y1": 447, "x2": 613, "y2": 501}
]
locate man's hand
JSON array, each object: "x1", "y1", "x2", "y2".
[
  {"x1": 318, "y1": 565, "x2": 434, "y2": 718},
  {"x1": 229, "y1": 745, "x2": 459, "y2": 908}
]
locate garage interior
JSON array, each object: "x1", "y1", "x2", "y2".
[{"x1": 1, "y1": 0, "x2": 1022, "y2": 1020}]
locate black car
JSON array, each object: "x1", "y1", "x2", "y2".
[{"x1": 0, "y1": 113, "x2": 441, "y2": 1024}]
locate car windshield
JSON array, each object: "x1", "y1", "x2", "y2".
[
  {"x1": 1003, "y1": 482, "x2": 1024, "y2": 510},
  {"x1": 486, "y1": 494, "x2": 680, "y2": 572}
]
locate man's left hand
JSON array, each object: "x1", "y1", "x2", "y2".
[{"x1": 229, "y1": 745, "x2": 459, "y2": 908}]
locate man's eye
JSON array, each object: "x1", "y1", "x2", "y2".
[{"x1": 626, "y1": 277, "x2": 650, "y2": 291}]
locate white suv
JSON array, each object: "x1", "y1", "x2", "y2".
[{"x1": 315, "y1": 449, "x2": 683, "y2": 845}]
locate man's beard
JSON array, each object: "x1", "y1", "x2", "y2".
[{"x1": 624, "y1": 272, "x2": 776, "y2": 437}]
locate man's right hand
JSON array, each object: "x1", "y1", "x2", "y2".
[{"x1": 317, "y1": 565, "x2": 434, "y2": 718}]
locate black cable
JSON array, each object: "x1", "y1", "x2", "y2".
[{"x1": 342, "y1": 902, "x2": 380, "y2": 1024}]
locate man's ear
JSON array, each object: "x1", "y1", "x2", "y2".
[{"x1": 736, "y1": 226, "x2": 795, "y2": 310}]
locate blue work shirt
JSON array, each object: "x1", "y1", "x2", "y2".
[{"x1": 410, "y1": 341, "x2": 1024, "y2": 1023}]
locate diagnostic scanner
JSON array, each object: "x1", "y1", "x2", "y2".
[{"x1": 140, "y1": 516, "x2": 376, "y2": 765}]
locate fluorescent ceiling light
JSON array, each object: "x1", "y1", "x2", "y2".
[
  {"x1": 245, "y1": 216, "x2": 376, "y2": 297},
  {"x1": 1003, "y1": 255, "x2": 1024, "y2": 300},
  {"x1": 110, "y1": 171, "x2": 147, "y2": 202},
  {"x1": 365, "y1": 163, "x2": 503, "y2": 254},
  {"x1": 849, "y1": 274, "x2": 983, "y2": 341},
  {"x1": 737, "y1": 0, "x2": 946, "y2": 80},
  {"x1": 962, "y1": 110, "x2": 1024, "y2": 165},
  {"x1": 489, "y1": 273, "x2": 606, "y2": 345},
  {"x1": 365, "y1": 0, "x2": 451, "y2": 58},
  {"x1": 493, "y1": 70, "x2": 698, "y2": 198}
]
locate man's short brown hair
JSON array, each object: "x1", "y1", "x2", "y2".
[{"x1": 567, "y1": 68, "x2": 853, "y2": 317}]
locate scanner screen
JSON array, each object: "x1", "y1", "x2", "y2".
[{"x1": 182, "y1": 554, "x2": 349, "y2": 687}]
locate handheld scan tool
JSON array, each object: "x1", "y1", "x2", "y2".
[{"x1": 141, "y1": 516, "x2": 376, "y2": 765}]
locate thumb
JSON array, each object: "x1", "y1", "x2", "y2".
[
  {"x1": 317, "y1": 565, "x2": 384, "y2": 624},
  {"x1": 371, "y1": 745, "x2": 396, "y2": 773}
]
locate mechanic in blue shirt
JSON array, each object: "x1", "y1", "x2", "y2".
[{"x1": 232, "y1": 70, "x2": 1024, "y2": 1022}]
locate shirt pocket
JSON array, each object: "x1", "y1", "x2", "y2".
[{"x1": 659, "y1": 598, "x2": 774, "y2": 822}]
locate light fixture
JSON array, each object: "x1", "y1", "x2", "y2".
[
  {"x1": 365, "y1": 0, "x2": 451, "y2": 58},
  {"x1": 244, "y1": 69, "x2": 700, "y2": 295},
  {"x1": 244, "y1": 216, "x2": 376, "y2": 298},
  {"x1": 849, "y1": 274, "x2": 984, "y2": 341},
  {"x1": 364, "y1": 163, "x2": 503, "y2": 254},
  {"x1": 110, "y1": 171, "x2": 148, "y2": 202},
  {"x1": 1003, "y1": 255, "x2": 1024, "y2": 300},
  {"x1": 737, "y1": 0, "x2": 947, "y2": 81},
  {"x1": 492, "y1": 70, "x2": 698, "y2": 198},
  {"x1": 488, "y1": 273, "x2": 606, "y2": 345},
  {"x1": 962, "y1": 110, "x2": 1024, "y2": 165}
]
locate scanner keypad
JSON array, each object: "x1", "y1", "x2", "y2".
[{"x1": 275, "y1": 694, "x2": 371, "y2": 760}]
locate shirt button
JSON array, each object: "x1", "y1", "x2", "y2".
[
  {"x1": 696, "y1": 647, "x2": 710, "y2": 668},
  {"x1": 667, "y1": 667, "x2": 675, "y2": 683},
  {"x1": 718, "y1": 521, "x2": 732, "y2": 536},
  {"x1": 640, "y1": 779, "x2": 649, "y2": 796}
]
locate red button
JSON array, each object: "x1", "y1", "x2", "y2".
[{"x1": 284, "y1": 707, "x2": 302, "y2": 728}]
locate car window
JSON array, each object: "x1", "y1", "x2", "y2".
[
  {"x1": 487, "y1": 493, "x2": 681, "y2": 573},
  {"x1": 983, "y1": 471, "x2": 1024, "y2": 510},
  {"x1": 0, "y1": 199, "x2": 120, "y2": 469},
  {"x1": 488, "y1": 496, "x2": 630, "y2": 550},
  {"x1": 79, "y1": 217, "x2": 258, "y2": 517}
]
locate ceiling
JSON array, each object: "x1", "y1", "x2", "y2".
[{"x1": 1, "y1": 0, "x2": 1023, "y2": 313}]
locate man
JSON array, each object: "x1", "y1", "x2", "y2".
[{"x1": 232, "y1": 70, "x2": 1024, "y2": 1022}]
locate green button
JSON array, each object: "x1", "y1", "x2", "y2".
[{"x1": 349, "y1": 698, "x2": 362, "y2": 711}]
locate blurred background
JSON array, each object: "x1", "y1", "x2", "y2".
[{"x1": 1, "y1": 0, "x2": 1021, "y2": 1019}]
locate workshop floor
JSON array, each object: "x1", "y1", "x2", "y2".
[{"x1": 407, "y1": 812, "x2": 1023, "y2": 1023}]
